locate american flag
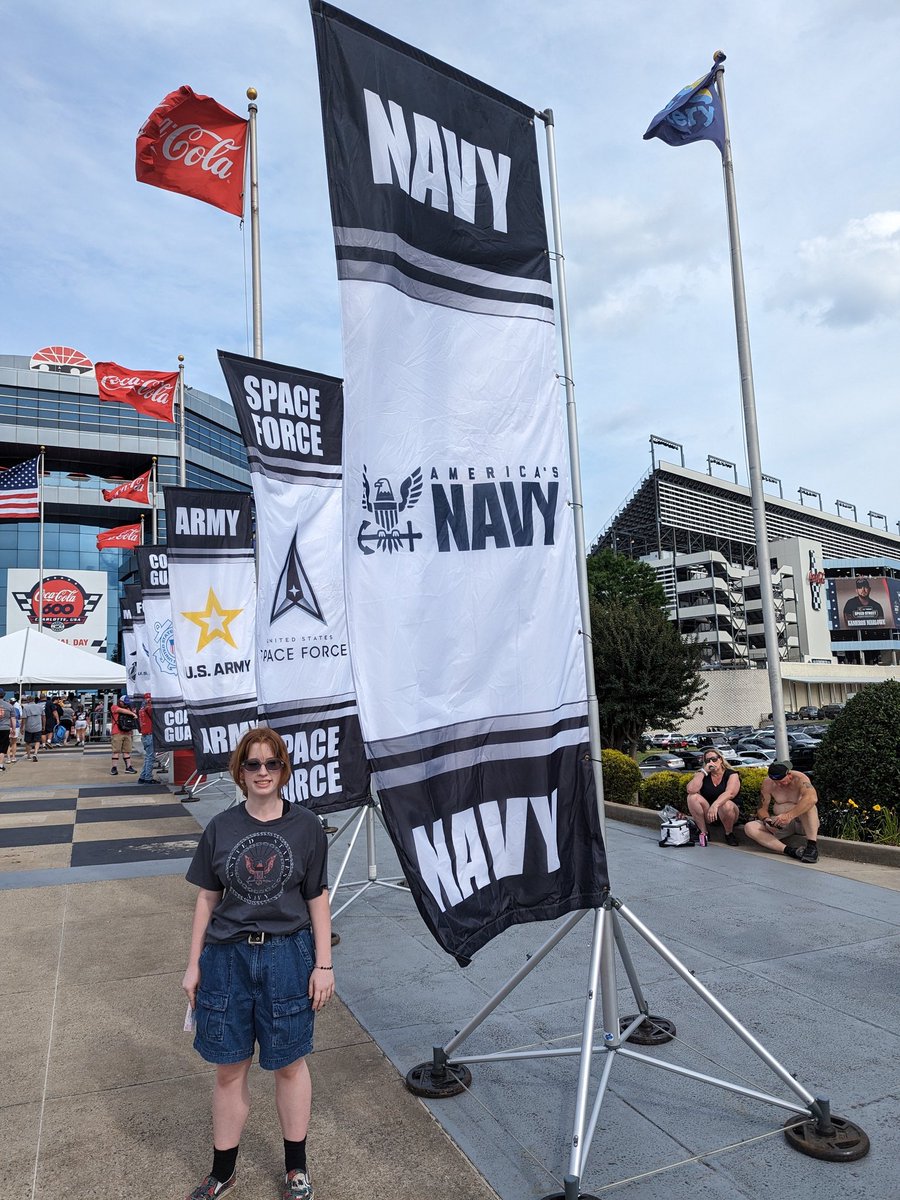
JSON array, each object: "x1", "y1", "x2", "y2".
[{"x1": 0, "y1": 457, "x2": 40, "y2": 519}]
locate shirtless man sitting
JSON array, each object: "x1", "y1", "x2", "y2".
[{"x1": 743, "y1": 761, "x2": 819, "y2": 864}]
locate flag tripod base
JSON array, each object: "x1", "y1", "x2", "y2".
[
  {"x1": 328, "y1": 798, "x2": 407, "y2": 922},
  {"x1": 406, "y1": 895, "x2": 869, "y2": 1195}
]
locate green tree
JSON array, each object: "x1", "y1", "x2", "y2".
[
  {"x1": 590, "y1": 595, "x2": 706, "y2": 754},
  {"x1": 813, "y1": 682, "x2": 900, "y2": 817},
  {"x1": 587, "y1": 548, "x2": 668, "y2": 609}
]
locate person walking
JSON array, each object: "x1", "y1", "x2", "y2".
[
  {"x1": 41, "y1": 695, "x2": 62, "y2": 750},
  {"x1": 182, "y1": 727, "x2": 333, "y2": 1200},
  {"x1": 22, "y1": 695, "x2": 45, "y2": 762},
  {"x1": 7, "y1": 697, "x2": 21, "y2": 764},
  {"x1": 74, "y1": 704, "x2": 89, "y2": 749},
  {"x1": 0, "y1": 691, "x2": 14, "y2": 772},
  {"x1": 109, "y1": 695, "x2": 138, "y2": 776},
  {"x1": 137, "y1": 694, "x2": 156, "y2": 785}
]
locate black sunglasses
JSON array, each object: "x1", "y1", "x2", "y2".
[
  {"x1": 704, "y1": 755, "x2": 720, "y2": 763},
  {"x1": 241, "y1": 757, "x2": 284, "y2": 774}
]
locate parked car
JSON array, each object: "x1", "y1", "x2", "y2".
[
  {"x1": 819, "y1": 703, "x2": 844, "y2": 719},
  {"x1": 797, "y1": 706, "x2": 820, "y2": 720},
  {"x1": 731, "y1": 748, "x2": 777, "y2": 767},
  {"x1": 639, "y1": 753, "x2": 686, "y2": 774}
]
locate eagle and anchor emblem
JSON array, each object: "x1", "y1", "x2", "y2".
[{"x1": 357, "y1": 465, "x2": 423, "y2": 554}]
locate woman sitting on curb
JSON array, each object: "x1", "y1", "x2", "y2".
[{"x1": 685, "y1": 749, "x2": 742, "y2": 847}]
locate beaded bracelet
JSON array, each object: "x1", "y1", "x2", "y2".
[{"x1": 314, "y1": 964, "x2": 334, "y2": 970}]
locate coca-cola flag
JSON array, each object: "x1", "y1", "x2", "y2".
[
  {"x1": 136, "y1": 86, "x2": 248, "y2": 217},
  {"x1": 103, "y1": 468, "x2": 152, "y2": 505},
  {"x1": 95, "y1": 362, "x2": 178, "y2": 423},
  {"x1": 312, "y1": 3, "x2": 608, "y2": 964},
  {"x1": 97, "y1": 522, "x2": 142, "y2": 550},
  {"x1": 219, "y1": 349, "x2": 371, "y2": 814}
]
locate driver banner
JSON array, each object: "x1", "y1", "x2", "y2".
[{"x1": 311, "y1": 2, "x2": 608, "y2": 964}]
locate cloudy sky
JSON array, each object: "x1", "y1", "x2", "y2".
[{"x1": 4, "y1": 0, "x2": 899, "y2": 542}]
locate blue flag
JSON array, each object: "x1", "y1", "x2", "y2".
[{"x1": 644, "y1": 61, "x2": 725, "y2": 154}]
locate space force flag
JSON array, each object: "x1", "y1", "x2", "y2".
[
  {"x1": 643, "y1": 58, "x2": 725, "y2": 154},
  {"x1": 136, "y1": 86, "x2": 248, "y2": 217},
  {"x1": 311, "y1": 2, "x2": 608, "y2": 964},
  {"x1": 164, "y1": 489, "x2": 258, "y2": 773},
  {"x1": 218, "y1": 349, "x2": 370, "y2": 813},
  {"x1": 135, "y1": 548, "x2": 191, "y2": 750}
]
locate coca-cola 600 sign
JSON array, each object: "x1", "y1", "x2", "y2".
[{"x1": 7, "y1": 569, "x2": 109, "y2": 654}]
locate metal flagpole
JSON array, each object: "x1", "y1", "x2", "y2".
[
  {"x1": 246, "y1": 88, "x2": 263, "y2": 357},
  {"x1": 541, "y1": 109, "x2": 607, "y2": 841},
  {"x1": 713, "y1": 53, "x2": 789, "y2": 762},
  {"x1": 151, "y1": 457, "x2": 158, "y2": 544},
  {"x1": 406, "y1": 101, "x2": 868, "y2": 1198},
  {"x1": 38, "y1": 446, "x2": 45, "y2": 633},
  {"x1": 177, "y1": 356, "x2": 186, "y2": 486},
  {"x1": 140, "y1": 514, "x2": 145, "y2": 546}
]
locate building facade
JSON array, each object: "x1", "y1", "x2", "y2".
[
  {"x1": 595, "y1": 460, "x2": 900, "y2": 725},
  {"x1": 0, "y1": 349, "x2": 251, "y2": 656}
]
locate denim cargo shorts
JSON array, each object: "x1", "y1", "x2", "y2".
[{"x1": 193, "y1": 927, "x2": 315, "y2": 1070}]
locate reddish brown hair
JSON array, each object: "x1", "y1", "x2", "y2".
[{"x1": 229, "y1": 726, "x2": 292, "y2": 796}]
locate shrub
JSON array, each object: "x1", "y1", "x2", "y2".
[
  {"x1": 601, "y1": 749, "x2": 643, "y2": 805},
  {"x1": 733, "y1": 767, "x2": 767, "y2": 818},
  {"x1": 639, "y1": 771, "x2": 690, "y2": 811},
  {"x1": 814, "y1": 682, "x2": 900, "y2": 831}
]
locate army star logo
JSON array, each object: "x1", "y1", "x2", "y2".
[{"x1": 181, "y1": 588, "x2": 242, "y2": 651}]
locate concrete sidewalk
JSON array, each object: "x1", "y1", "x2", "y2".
[
  {"x1": 2, "y1": 746, "x2": 898, "y2": 1199},
  {"x1": 0, "y1": 748, "x2": 499, "y2": 1200}
]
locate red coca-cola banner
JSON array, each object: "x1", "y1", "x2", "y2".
[
  {"x1": 135, "y1": 85, "x2": 248, "y2": 217},
  {"x1": 102, "y1": 467, "x2": 152, "y2": 505},
  {"x1": 97, "y1": 522, "x2": 143, "y2": 550},
  {"x1": 95, "y1": 362, "x2": 178, "y2": 423}
]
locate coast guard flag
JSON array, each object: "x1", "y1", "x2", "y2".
[
  {"x1": 219, "y1": 350, "x2": 370, "y2": 813},
  {"x1": 165, "y1": 489, "x2": 258, "y2": 773},
  {"x1": 643, "y1": 58, "x2": 725, "y2": 153},
  {"x1": 135, "y1": 548, "x2": 192, "y2": 750},
  {"x1": 312, "y1": 2, "x2": 608, "y2": 964}
]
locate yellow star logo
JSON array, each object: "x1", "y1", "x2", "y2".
[{"x1": 181, "y1": 588, "x2": 243, "y2": 652}]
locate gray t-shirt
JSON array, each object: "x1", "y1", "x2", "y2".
[
  {"x1": 186, "y1": 801, "x2": 329, "y2": 945},
  {"x1": 22, "y1": 702, "x2": 45, "y2": 733},
  {"x1": 0, "y1": 700, "x2": 13, "y2": 731}
]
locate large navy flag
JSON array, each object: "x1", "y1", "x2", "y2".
[
  {"x1": 644, "y1": 60, "x2": 725, "y2": 154},
  {"x1": 311, "y1": 2, "x2": 608, "y2": 965}
]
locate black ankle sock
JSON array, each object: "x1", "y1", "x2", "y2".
[
  {"x1": 212, "y1": 1145, "x2": 239, "y2": 1184},
  {"x1": 284, "y1": 1137, "x2": 307, "y2": 1174}
]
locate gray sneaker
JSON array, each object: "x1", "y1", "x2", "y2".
[{"x1": 283, "y1": 1168, "x2": 313, "y2": 1200}]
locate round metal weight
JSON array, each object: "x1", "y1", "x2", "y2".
[
  {"x1": 405, "y1": 1060, "x2": 472, "y2": 1098},
  {"x1": 539, "y1": 1193, "x2": 601, "y2": 1199},
  {"x1": 619, "y1": 1014, "x2": 676, "y2": 1045},
  {"x1": 783, "y1": 1115, "x2": 870, "y2": 1162}
]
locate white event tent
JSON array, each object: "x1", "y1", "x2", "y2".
[{"x1": 0, "y1": 628, "x2": 126, "y2": 689}]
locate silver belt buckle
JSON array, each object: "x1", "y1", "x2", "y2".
[{"x1": 247, "y1": 931, "x2": 266, "y2": 945}]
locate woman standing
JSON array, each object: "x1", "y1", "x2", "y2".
[
  {"x1": 182, "y1": 727, "x2": 333, "y2": 1200},
  {"x1": 685, "y1": 749, "x2": 742, "y2": 846}
]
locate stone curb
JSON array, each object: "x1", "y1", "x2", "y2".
[{"x1": 605, "y1": 801, "x2": 900, "y2": 868}]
